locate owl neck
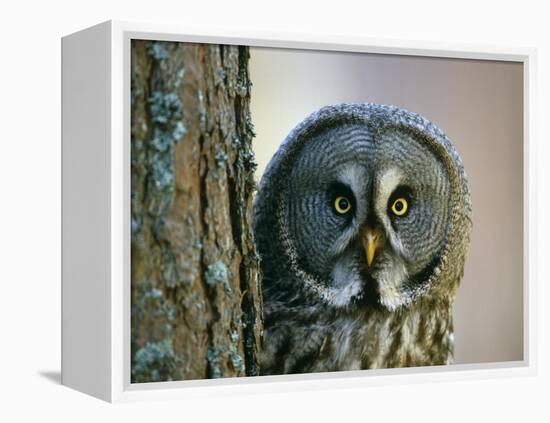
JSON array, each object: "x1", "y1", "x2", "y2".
[{"x1": 261, "y1": 279, "x2": 456, "y2": 373}]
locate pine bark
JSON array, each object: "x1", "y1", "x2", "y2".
[{"x1": 130, "y1": 40, "x2": 262, "y2": 382}]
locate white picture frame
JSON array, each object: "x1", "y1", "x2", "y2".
[{"x1": 61, "y1": 20, "x2": 537, "y2": 403}]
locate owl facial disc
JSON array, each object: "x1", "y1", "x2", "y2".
[{"x1": 254, "y1": 103, "x2": 472, "y2": 312}]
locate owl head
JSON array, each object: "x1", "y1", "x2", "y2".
[{"x1": 254, "y1": 104, "x2": 472, "y2": 311}]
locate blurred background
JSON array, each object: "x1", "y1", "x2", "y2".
[{"x1": 249, "y1": 47, "x2": 523, "y2": 365}]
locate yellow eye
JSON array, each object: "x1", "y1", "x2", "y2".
[
  {"x1": 391, "y1": 198, "x2": 408, "y2": 216},
  {"x1": 334, "y1": 196, "x2": 352, "y2": 214}
]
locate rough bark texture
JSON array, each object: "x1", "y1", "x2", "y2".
[{"x1": 131, "y1": 40, "x2": 262, "y2": 383}]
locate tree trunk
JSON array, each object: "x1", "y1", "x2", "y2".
[{"x1": 130, "y1": 40, "x2": 262, "y2": 382}]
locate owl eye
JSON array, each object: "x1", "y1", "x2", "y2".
[
  {"x1": 390, "y1": 198, "x2": 408, "y2": 216},
  {"x1": 334, "y1": 196, "x2": 352, "y2": 214}
]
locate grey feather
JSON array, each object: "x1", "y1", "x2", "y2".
[{"x1": 254, "y1": 103, "x2": 472, "y2": 374}]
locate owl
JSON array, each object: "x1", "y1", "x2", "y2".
[{"x1": 253, "y1": 103, "x2": 472, "y2": 375}]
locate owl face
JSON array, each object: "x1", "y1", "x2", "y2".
[{"x1": 284, "y1": 123, "x2": 451, "y2": 310}]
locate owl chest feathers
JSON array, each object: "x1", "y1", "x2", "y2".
[
  {"x1": 332, "y1": 303, "x2": 454, "y2": 371},
  {"x1": 260, "y1": 297, "x2": 454, "y2": 375}
]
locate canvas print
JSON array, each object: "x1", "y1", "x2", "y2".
[{"x1": 130, "y1": 40, "x2": 523, "y2": 383}]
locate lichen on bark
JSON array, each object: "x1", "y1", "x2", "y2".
[{"x1": 131, "y1": 40, "x2": 262, "y2": 382}]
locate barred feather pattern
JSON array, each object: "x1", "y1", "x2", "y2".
[{"x1": 260, "y1": 286, "x2": 456, "y2": 374}]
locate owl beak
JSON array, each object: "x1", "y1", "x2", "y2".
[{"x1": 363, "y1": 228, "x2": 378, "y2": 267}]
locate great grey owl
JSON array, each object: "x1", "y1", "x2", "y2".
[{"x1": 253, "y1": 103, "x2": 472, "y2": 375}]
